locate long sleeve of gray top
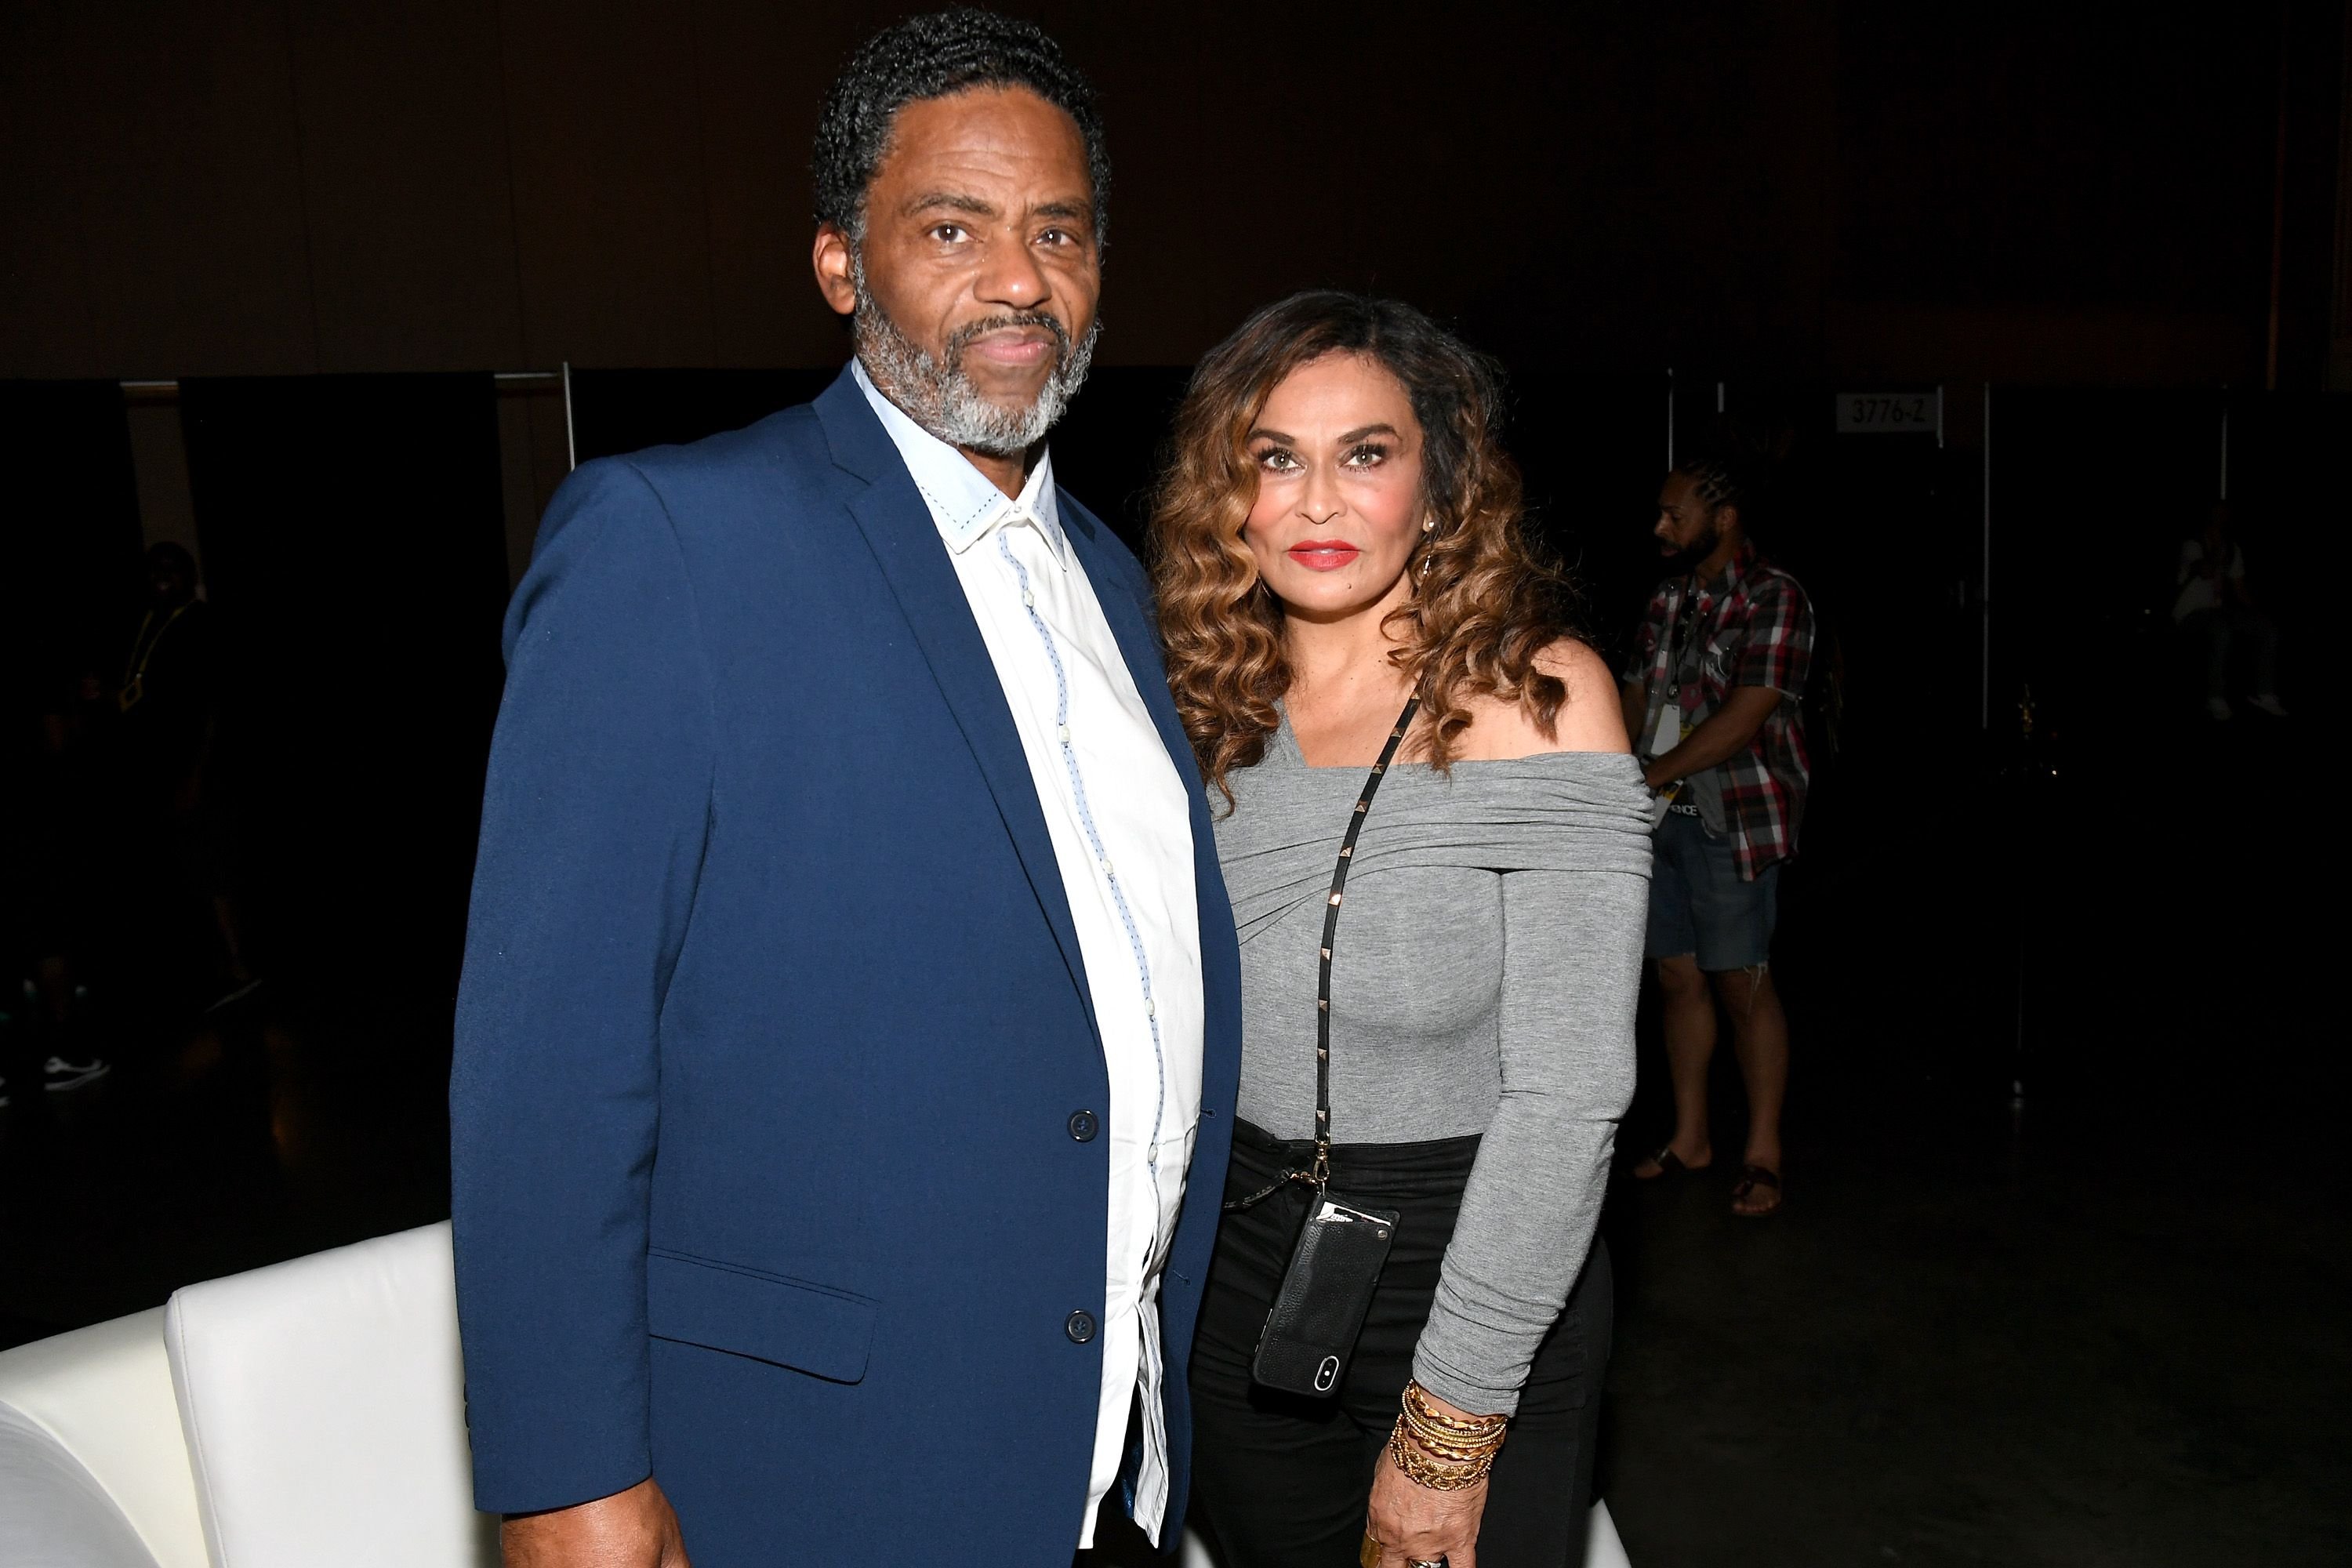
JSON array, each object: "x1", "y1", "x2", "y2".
[{"x1": 1407, "y1": 865, "x2": 1645, "y2": 1415}]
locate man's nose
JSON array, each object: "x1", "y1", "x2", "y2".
[{"x1": 975, "y1": 237, "x2": 1050, "y2": 310}]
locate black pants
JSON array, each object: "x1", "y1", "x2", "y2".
[{"x1": 1190, "y1": 1121, "x2": 1610, "y2": 1568}]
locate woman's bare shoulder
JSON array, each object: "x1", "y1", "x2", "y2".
[{"x1": 1456, "y1": 637, "x2": 1630, "y2": 760}]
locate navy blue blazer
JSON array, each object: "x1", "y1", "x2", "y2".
[{"x1": 449, "y1": 368, "x2": 1243, "y2": 1566}]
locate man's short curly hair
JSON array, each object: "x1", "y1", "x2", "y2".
[{"x1": 812, "y1": 9, "x2": 1109, "y2": 242}]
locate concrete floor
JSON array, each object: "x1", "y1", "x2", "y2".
[
  {"x1": 1599, "y1": 1089, "x2": 2349, "y2": 1566},
  {"x1": 3, "y1": 719, "x2": 2339, "y2": 1565}
]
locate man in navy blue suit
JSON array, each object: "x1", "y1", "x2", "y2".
[{"x1": 449, "y1": 13, "x2": 1241, "y2": 1565}]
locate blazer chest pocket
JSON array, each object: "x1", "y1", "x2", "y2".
[{"x1": 645, "y1": 1250, "x2": 878, "y2": 1385}]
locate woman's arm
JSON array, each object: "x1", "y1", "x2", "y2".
[
  {"x1": 1408, "y1": 866, "x2": 1644, "y2": 1414},
  {"x1": 1367, "y1": 862, "x2": 1647, "y2": 1565}
]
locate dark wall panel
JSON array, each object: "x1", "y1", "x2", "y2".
[
  {"x1": 688, "y1": 3, "x2": 870, "y2": 368},
  {"x1": 566, "y1": 367, "x2": 838, "y2": 465},
  {"x1": 498, "y1": 0, "x2": 719, "y2": 368},
  {"x1": 49, "y1": 2, "x2": 319, "y2": 376},
  {"x1": 0, "y1": 382, "x2": 145, "y2": 704},
  {"x1": 1511, "y1": 374, "x2": 1675, "y2": 669},
  {"x1": 0, "y1": 7, "x2": 101, "y2": 376},
  {"x1": 179, "y1": 375, "x2": 508, "y2": 985},
  {"x1": 0, "y1": 0, "x2": 2314, "y2": 385},
  {"x1": 1989, "y1": 389, "x2": 2225, "y2": 738},
  {"x1": 2218, "y1": 390, "x2": 2349, "y2": 719},
  {"x1": 287, "y1": 2, "x2": 528, "y2": 372}
]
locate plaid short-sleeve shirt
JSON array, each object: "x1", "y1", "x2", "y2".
[{"x1": 1623, "y1": 545, "x2": 1815, "y2": 880}]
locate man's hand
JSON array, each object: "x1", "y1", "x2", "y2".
[
  {"x1": 1641, "y1": 684, "x2": 1782, "y2": 791},
  {"x1": 501, "y1": 1476, "x2": 690, "y2": 1568}
]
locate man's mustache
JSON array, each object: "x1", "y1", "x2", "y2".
[{"x1": 945, "y1": 311, "x2": 1071, "y2": 365}]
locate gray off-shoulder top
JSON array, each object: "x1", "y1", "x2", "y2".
[{"x1": 1211, "y1": 713, "x2": 1655, "y2": 1415}]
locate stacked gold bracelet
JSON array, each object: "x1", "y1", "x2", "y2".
[{"x1": 1386, "y1": 1380, "x2": 1508, "y2": 1490}]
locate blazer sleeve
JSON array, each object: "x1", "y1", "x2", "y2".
[{"x1": 448, "y1": 459, "x2": 716, "y2": 1513}]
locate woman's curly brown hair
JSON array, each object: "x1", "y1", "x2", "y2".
[{"x1": 1149, "y1": 290, "x2": 1580, "y2": 802}]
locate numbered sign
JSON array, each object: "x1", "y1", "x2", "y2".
[{"x1": 1835, "y1": 390, "x2": 1940, "y2": 434}]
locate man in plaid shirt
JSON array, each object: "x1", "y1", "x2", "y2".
[{"x1": 1619, "y1": 452, "x2": 1813, "y2": 1217}]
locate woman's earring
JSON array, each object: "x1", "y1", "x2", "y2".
[{"x1": 1419, "y1": 517, "x2": 1438, "y2": 578}]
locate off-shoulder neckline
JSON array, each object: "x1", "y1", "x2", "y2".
[{"x1": 1272, "y1": 707, "x2": 1636, "y2": 775}]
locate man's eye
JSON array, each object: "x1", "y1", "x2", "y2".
[
  {"x1": 1038, "y1": 227, "x2": 1073, "y2": 246},
  {"x1": 931, "y1": 223, "x2": 969, "y2": 244}
]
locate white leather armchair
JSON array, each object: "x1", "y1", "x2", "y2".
[
  {"x1": 0, "y1": 1222, "x2": 492, "y2": 1568},
  {"x1": 164, "y1": 1223, "x2": 497, "y2": 1567},
  {"x1": 0, "y1": 1305, "x2": 205, "y2": 1568},
  {"x1": 0, "y1": 1222, "x2": 1628, "y2": 1567}
]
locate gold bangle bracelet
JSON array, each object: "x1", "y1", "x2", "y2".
[
  {"x1": 1400, "y1": 1400, "x2": 1505, "y2": 1446},
  {"x1": 1398, "y1": 1418, "x2": 1501, "y2": 1460},
  {"x1": 1397, "y1": 1396, "x2": 1505, "y2": 1462},
  {"x1": 1401, "y1": 1381, "x2": 1508, "y2": 1439},
  {"x1": 1388, "y1": 1421, "x2": 1494, "y2": 1491}
]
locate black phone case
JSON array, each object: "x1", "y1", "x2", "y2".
[{"x1": 1251, "y1": 1194, "x2": 1400, "y2": 1397}]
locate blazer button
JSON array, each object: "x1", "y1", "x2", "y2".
[
  {"x1": 1068, "y1": 1109, "x2": 1100, "y2": 1142},
  {"x1": 1065, "y1": 1310, "x2": 1097, "y2": 1344}
]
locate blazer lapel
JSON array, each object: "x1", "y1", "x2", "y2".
[{"x1": 814, "y1": 372, "x2": 1100, "y2": 1045}]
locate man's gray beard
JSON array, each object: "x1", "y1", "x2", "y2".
[{"x1": 851, "y1": 255, "x2": 1098, "y2": 458}]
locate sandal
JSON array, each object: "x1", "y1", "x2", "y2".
[
  {"x1": 1730, "y1": 1164, "x2": 1783, "y2": 1217},
  {"x1": 1632, "y1": 1143, "x2": 1690, "y2": 1181}
]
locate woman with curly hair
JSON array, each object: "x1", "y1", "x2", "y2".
[{"x1": 1154, "y1": 292, "x2": 1653, "y2": 1568}]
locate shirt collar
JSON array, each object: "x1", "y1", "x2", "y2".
[
  {"x1": 1687, "y1": 541, "x2": 1756, "y2": 604},
  {"x1": 852, "y1": 358, "x2": 1065, "y2": 568}
]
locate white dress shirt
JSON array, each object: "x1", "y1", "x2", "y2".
[{"x1": 854, "y1": 362, "x2": 1205, "y2": 1548}]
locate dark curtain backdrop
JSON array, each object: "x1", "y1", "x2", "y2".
[
  {"x1": 2220, "y1": 391, "x2": 2345, "y2": 721},
  {"x1": 566, "y1": 366, "x2": 840, "y2": 469},
  {"x1": 177, "y1": 374, "x2": 507, "y2": 989},
  {"x1": 0, "y1": 381, "x2": 143, "y2": 712},
  {"x1": 1509, "y1": 374, "x2": 1675, "y2": 671},
  {"x1": 1, "y1": 381, "x2": 143, "y2": 979},
  {"x1": 1991, "y1": 389, "x2": 2228, "y2": 740}
]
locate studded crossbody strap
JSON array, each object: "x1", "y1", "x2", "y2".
[{"x1": 1225, "y1": 693, "x2": 1423, "y2": 1212}]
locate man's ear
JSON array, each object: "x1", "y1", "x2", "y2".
[
  {"x1": 811, "y1": 225, "x2": 858, "y2": 318},
  {"x1": 1714, "y1": 502, "x2": 1740, "y2": 537}
]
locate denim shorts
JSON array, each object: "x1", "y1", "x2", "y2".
[{"x1": 1646, "y1": 808, "x2": 1780, "y2": 971}]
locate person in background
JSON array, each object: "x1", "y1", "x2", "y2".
[
  {"x1": 2175, "y1": 503, "x2": 2285, "y2": 721},
  {"x1": 1621, "y1": 453, "x2": 1813, "y2": 1218},
  {"x1": 9, "y1": 668, "x2": 117, "y2": 1100},
  {"x1": 1158, "y1": 292, "x2": 1650, "y2": 1568},
  {"x1": 116, "y1": 542, "x2": 258, "y2": 1015}
]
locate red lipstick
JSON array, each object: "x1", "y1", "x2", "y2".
[{"x1": 1286, "y1": 539, "x2": 1360, "y2": 572}]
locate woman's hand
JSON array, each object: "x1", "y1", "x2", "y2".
[
  {"x1": 1364, "y1": 1385, "x2": 1498, "y2": 1568},
  {"x1": 1366, "y1": 1455, "x2": 1488, "y2": 1568}
]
